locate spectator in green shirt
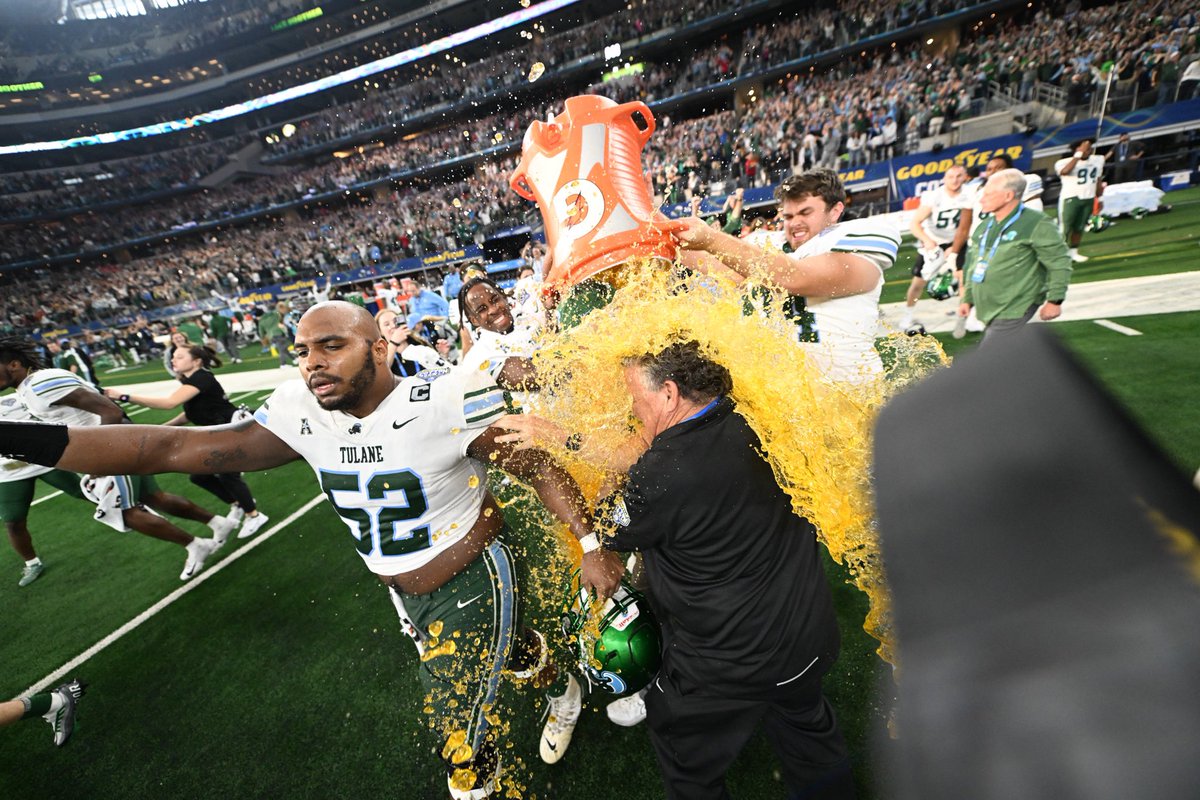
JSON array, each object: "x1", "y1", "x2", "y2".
[
  {"x1": 257, "y1": 302, "x2": 294, "y2": 368},
  {"x1": 176, "y1": 317, "x2": 205, "y2": 346},
  {"x1": 207, "y1": 311, "x2": 241, "y2": 364},
  {"x1": 958, "y1": 169, "x2": 1072, "y2": 343}
]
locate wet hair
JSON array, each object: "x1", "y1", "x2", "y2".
[
  {"x1": 179, "y1": 344, "x2": 223, "y2": 370},
  {"x1": 774, "y1": 168, "x2": 847, "y2": 209},
  {"x1": 626, "y1": 340, "x2": 732, "y2": 403},
  {"x1": 0, "y1": 335, "x2": 44, "y2": 370}
]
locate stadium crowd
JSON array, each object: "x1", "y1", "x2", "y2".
[{"x1": 2, "y1": 0, "x2": 1196, "y2": 328}]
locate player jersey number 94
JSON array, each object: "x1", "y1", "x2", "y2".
[{"x1": 320, "y1": 468, "x2": 431, "y2": 556}]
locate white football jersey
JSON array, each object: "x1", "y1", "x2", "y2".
[
  {"x1": 459, "y1": 327, "x2": 537, "y2": 383},
  {"x1": 253, "y1": 367, "x2": 507, "y2": 576},
  {"x1": 17, "y1": 368, "x2": 102, "y2": 427},
  {"x1": 918, "y1": 185, "x2": 971, "y2": 245},
  {"x1": 1054, "y1": 154, "x2": 1105, "y2": 200},
  {"x1": 0, "y1": 395, "x2": 52, "y2": 482},
  {"x1": 789, "y1": 216, "x2": 899, "y2": 384}
]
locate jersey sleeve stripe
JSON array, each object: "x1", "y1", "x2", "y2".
[
  {"x1": 29, "y1": 376, "x2": 85, "y2": 395},
  {"x1": 463, "y1": 388, "x2": 506, "y2": 423},
  {"x1": 832, "y1": 238, "x2": 899, "y2": 256}
]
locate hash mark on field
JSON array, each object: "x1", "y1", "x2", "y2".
[
  {"x1": 15, "y1": 493, "x2": 327, "y2": 699},
  {"x1": 229, "y1": 391, "x2": 265, "y2": 403},
  {"x1": 1094, "y1": 319, "x2": 1142, "y2": 336},
  {"x1": 31, "y1": 491, "x2": 63, "y2": 506}
]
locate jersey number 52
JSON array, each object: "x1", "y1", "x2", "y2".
[{"x1": 320, "y1": 469, "x2": 431, "y2": 556}]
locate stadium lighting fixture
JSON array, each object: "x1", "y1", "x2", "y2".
[{"x1": 0, "y1": 0, "x2": 582, "y2": 155}]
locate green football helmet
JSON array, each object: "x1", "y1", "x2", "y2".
[
  {"x1": 561, "y1": 571, "x2": 661, "y2": 697},
  {"x1": 925, "y1": 269, "x2": 956, "y2": 301},
  {"x1": 1086, "y1": 213, "x2": 1111, "y2": 232}
]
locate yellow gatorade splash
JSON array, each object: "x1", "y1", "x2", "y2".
[{"x1": 520, "y1": 258, "x2": 947, "y2": 665}]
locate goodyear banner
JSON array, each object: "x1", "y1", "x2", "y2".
[
  {"x1": 889, "y1": 134, "x2": 1033, "y2": 199},
  {"x1": 658, "y1": 133, "x2": 1037, "y2": 220}
]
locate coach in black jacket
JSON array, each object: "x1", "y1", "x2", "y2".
[{"x1": 605, "y1": 341, "x2": 855, "y2": 800}]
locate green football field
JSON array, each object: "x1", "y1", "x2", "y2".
[{"x1": 2, "y1": 191, "x2": 1198, "y2": 799}]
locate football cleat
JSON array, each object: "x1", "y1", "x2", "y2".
[
  {"x1": 180, "y1": 537, "x2": 219, "y2": 581},
  {"x1": 19, "y1": 561, "x2": 45, "y2": 587},
  {"x1": 209, "y1": 515, "x2": 237, "y2": 547},
  {"x1": 539, "y1": 673, "x2": 582, "y2": 764},
  {"x1": 904, "y1": 323, "x2": 927, "y2": 337},
  {"x1": 606, "y1": 689, "x2": 648, "y2": 727},
  {"x1": 238, "y1": 513, "x2": 270, "y2": 539},
  {"x1": 44, "y1": 678, "x2": 87, "y2": 747},
  {"x1": 561, "y1": 572, "x2": 661, "y2": 698},
  {"x1": 952, "y1": 314, "x2": 969, "y2": 340}
]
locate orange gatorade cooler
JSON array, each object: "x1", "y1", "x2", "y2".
[{"x1": 510, "y1": 95, "x2": 680, "y2": 293}]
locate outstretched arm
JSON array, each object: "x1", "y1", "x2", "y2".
[
  {"x1": 0, "y1": 419, "x2": 301, "y2": 476},
  {"x1": 104, "y1": 384, "x2": 199, "y2": 410},
  {"x1": 467, "y1": 426, "x2": 623, "y2": 598},
  {"x1": 675, "y1": 216, "x2": 880, "y2": 297}
]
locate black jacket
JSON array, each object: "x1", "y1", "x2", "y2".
[{"x1": 607, "y1": 398, "x2": 840, "y2": 698}]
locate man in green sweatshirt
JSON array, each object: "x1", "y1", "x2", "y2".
[{"x1": 958, "y1": 169, "x2": 1072, "y2": 342}]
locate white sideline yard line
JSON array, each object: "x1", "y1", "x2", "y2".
[
  {"x1": 31, "y1": 490, "x2": 64, "y2": 506},
  {"x1": 1094, "y1": 319, "x2": 1143, "y2": 336},
  {"x1": 16, "y1": 493, "x2": 327, "y2": 699}
]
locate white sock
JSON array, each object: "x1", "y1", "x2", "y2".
[
  {"x1": 1068, "y1": 247, "x2": 1078, "y2": 256},
  {"x1": 25, "y1": 558, "x2": 41, "y2": 567}
]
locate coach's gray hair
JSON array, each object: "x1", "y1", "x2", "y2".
[{"x1": 991, "y1": 168, "x2": 1027, "y2": 202}]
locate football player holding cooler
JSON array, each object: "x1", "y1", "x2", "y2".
[
  {"x1": 901, "y1": 165, "x2": 973, "y2": 332},
  {"x1": 677, "y1": 168, "x2": 900, "y2": 386}
]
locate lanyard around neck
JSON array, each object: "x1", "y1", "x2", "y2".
[{"x1": 980, "y1": 204, "x2": 1024, "y2": 266}]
